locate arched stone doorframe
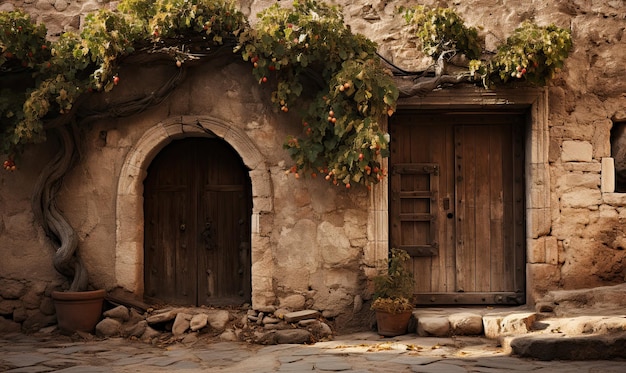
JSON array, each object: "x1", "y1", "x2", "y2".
[{"x1": 115, "y1": 116, "x2": 274, "y2": 307}]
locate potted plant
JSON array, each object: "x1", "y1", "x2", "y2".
[{"x1": 371, "y1": 248, "x2": 414, "y2": 337}]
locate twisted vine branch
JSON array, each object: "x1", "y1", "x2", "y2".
[
  {"x1": 29, "y1": 50, "x2": 190, "y2": 290},
  {"x1": 31, "y1": 122, "x2": 88, "y2": 291}
]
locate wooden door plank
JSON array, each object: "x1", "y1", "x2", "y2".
[
  {"x1": 443, "y1": 125, "x2": 456, "y2": 294},
  {"x1": 144, "y1": 139, "x2": 197, "y2": 306},
  {"x1": 409, "y1": 124, "x2": 432, "y2": 293},
  {"x1": 512, "y1": 123, "x2": 526, "y2": 293},
  {"x1": 489, "y1": 124, "x2": 506, "y2": 292},
  {"x1": 428, "y1": 124, "x2": 445, "y2": 293},
  {"x1": 197, "y1": 139, "x2": 252, "y2": 306},
  {"x1": 474, "y1": 125, "x2": 492, "y2": 292},
  {"x1": 408, "y1": 126, "x2": 438, "y2": 291},
  {"x1": 455, "y1": 126, "x2": 478, "y2": 293}
]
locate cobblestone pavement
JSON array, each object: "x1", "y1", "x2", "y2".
[{"x1": 1, "y1": 331, "x2": 625, "y2": 372}]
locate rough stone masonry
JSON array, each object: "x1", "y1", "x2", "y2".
[{"x1": 1, "y1": 0, "x2": 625, "y2": 333}]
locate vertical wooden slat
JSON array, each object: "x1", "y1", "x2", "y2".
[
  {"x1": 429, "y1": 124, "x2": 445, "y2": 293},
  {"x1": 455, "y1": 126, "x2": 477, "y2": 293},
  {"x1": 144, "y1": 141, "x2": 196, "y2": 305},
  {"x1": 513, "y1": 122, "x2": 527, "y2": 293},
  {"x1": 443, "y1": 124, "x2": 456, "y2": 294},
  {"x1": 474, "y1": 125, "x2": 492, "y2": 292},
  {"x1": 489, "y1": 124, "x2": 505, "y2": 292}
]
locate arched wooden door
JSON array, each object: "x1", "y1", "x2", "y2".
[{"x1": 144, "y1": 137, "x2": 252, "y2": 306}]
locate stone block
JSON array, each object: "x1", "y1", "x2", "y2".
[
  {"x1": 560, "y1": 188, "x2": 602, "y2": 208},
  {"x1": 96, "y1": 318, "x2": 122, "y2": 337},
  {"x1": 0, "y1": 300, "x2": 20, "y2": 316},
  {"x1": 22, "y1": 312, "x2": 56, "y2": 332},
  {"x1": 482, "y1": 315, "x2": 504, "y2": 339},
  {"x1": 219, "y1": 329, "x2": 239, "y2": 341},
  {"x1": 602, "y1": 157, "x2": 616, "y2": 193},
  {"x1": 0, "y1": 279, "x2": 25, "y2": 299},
  {"x1": 416, "y1": 316, "x2": 450, "y2": 337},
  {"x1": 206, "y1": 310, "x2": 231, "y2": 331},
  {"x1": 141, "y1": 326, "x2": 161, "y2": 342},
  {"x1": 284, "y1": 310, "x2": 320, "y2": 323},
  {"x1": 557, "y1": 173, "x2": 600, "y2": 191},
  {"x1": 544, "y1": 236, "x2": 559, "y2": 265},
  {"x1": 500, "y1": 313, "x2": 537, "y2": 335},
  {"x1": 527, "y1": 263, "x2": 561, "y2": 304},
  {"x1": 103, "y1": 305, "x2": 130, "y2": 322},
  {"x1": 562, "y1": 162, "x2": 601, "y2": 172},
  {"x1": 528, "y1": 237, "x2": 546, "y2": 264},
  {"x1": 39, "y1": 297, "x2": 56, "y2": 316},
  {"x1": 279, "y1": 294, "x2": 306, "y2": 310},
  {"x1": 528, "y1": 207, "x2": 551, "y2": 238},
  {"x1": 562, "y1": 141, "x2": 593, "y2": 162},
  {"x1": 172, "y1": 313, "x2": 192, "y2": 335},
  {"x1": 510, "y1": 332, "x2": 626, "y2": 360},
  {"x1": 12, "y1": 306, "x2": 27, "y2": 323},
  {"x1": 0, "y1": 315, "x2": 21, "y2": 333},
  {"x1": 146, "y1": 308, "x2": 183, "y2": 324},
  {"x1": 123, "y1": 320, "x2": 147, "y2": 338},
  {"x1": 274, "y1": 329, "x2": 312, "y2": 344},
  {"x1": 449, "y1": 312, "x2": 483, "y2": 335},
  {"x1": 190, "y1": 313, "x2": 208, "y2": 331}
]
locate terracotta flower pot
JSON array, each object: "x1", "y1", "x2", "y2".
[
  {"x1": 52, "y1": 289, "x2": 106, "y2": 334},
  {"x1": 375, "y1": 309, "x2": 413, "y2": 337}
]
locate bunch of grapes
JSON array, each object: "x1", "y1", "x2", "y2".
[{"x1": 3, "y1": 159, "x2": 16, "y2": 172}]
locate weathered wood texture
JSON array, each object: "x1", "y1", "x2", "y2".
[
  {"x1": 144, "y1": 138, "x2": 252, "y2": 306},
  {"x1": 390, "y1": 112, "x2": 526, "y2": 305}
]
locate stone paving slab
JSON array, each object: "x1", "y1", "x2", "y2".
[{"x1": 1, "y1": 331, "x2": 626, "y2": 372}]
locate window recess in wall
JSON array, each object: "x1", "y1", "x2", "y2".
[{"x1": 609, "y1": 121, "x2": 626, "y2": 193}]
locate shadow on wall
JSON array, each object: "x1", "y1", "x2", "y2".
[{"x1": 610, "y1": 121, "x2": 626, "y2": 192}]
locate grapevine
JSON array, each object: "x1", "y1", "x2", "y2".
[{"x1": 1, "y1": 1, "x2": 571, "y2": 188}]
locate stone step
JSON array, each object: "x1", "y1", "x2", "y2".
[
  {"x1": 506, "y1": 331, "x2": 626, "y2": 360},
  {"x1": 411, "y1": 306, "x2": 626, "y2": 360}
]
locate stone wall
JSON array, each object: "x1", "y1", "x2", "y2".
[{"x1": 1, "y1": 0, "x2": 626, "y2": 332}]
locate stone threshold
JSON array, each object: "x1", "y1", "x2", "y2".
[{"x1": 410, "y1": 305, "x2": 626, "y2": 360}]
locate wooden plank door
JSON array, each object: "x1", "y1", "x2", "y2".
[
  {"x1": 144, "y1": 138, "x2": 252, "y2": 306},
  {"x1": 144, "y1": 141, "x2": 196, "y2": 305},
  {"x1": 197, "y1": 140, "x2": 252, "y2": 306},
  {"x1": 389, "y1": 112, "x2": 526, "y2": 305}
]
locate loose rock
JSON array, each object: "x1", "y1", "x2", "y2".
[
  {"x1": 103, "y1": 305, "x2": 130, "y2": 322},
  {"x1": 172, "y1": 313, "x2": 192, "y2": 335},
  {"x1": 95, "y1": 318, "x2": 121, "y2": 337},
  {"x1": 284, "y1": 310, "x2": 320, "y2": 323},
  {"x1": 190, "y1": 313, "x2": 208, "y2": 331}
]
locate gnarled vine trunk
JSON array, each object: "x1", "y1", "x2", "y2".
[
  {"x1": 31, "y1": 123, "x2": 88, "y2": 291},
  {"x1": 27, "y1": 54, "x2": 188, "y2": 292}
]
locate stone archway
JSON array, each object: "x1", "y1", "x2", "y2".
[{"x1": 115, "y1": 116, "x2": 274, "y2": 307}]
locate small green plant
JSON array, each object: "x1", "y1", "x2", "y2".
[
  {"x1": 402, "y1": 5, "x2": 482, "y2": 60},
  {"x1": 371, "y1": 248, "x2": 414, "y2": 314},
  {"x1": 401, "y1": 5, "x2": 572, "y2": 89},
  {"x1": 470, "y1": 21, "x2": 572, "y2": 87}
]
